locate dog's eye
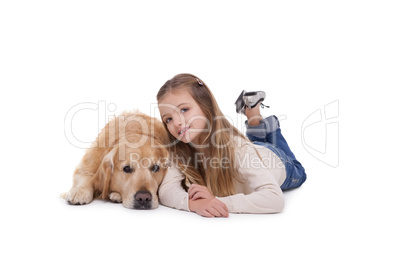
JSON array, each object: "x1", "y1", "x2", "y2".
[
  {"x1": 123, "y1": 165, "x2": 133, "y2": 173},
  {"x1": 151, "y1": 164, "x2": 160, "y2": 173}
]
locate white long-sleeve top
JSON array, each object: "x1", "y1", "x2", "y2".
[{"x1": 158, "y1": 137, "x2": 287, "y2": 214}]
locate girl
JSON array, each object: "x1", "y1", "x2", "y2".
[{"x1": 157, "y1": 74, "x2": 306, "y2": 217}]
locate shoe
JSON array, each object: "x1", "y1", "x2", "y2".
[
  {"x1": 234, "y1": 91, "x2": 269, "y2": 114},
  {"x1": 235, "y1": 90, "x2": 246, "y2": 114}
]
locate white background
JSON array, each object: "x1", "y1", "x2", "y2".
[{"x1": 1, "y1": 1, "x2": 401, "y2": 267}]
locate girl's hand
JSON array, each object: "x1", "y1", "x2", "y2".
[
  {"x1": 188, "y1": 184, "x2": 229, "y2": 217},
  {"x1": 188, "y1": 184, "x2": 215, "y2": 200},
  {"x1": 189, "y1": 198, "x2": 229, "y2": 218}
]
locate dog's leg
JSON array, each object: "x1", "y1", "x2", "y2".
[
  {"x1": 65, "y1": 186, "x2": 94, "y2": 205},
  {"x1": 64, "y1": 164, "x2": 95, "y2": 205},
  {"x1": 64, "y1": 180, "x2": 94, "y2": 205},
  {"x1": 109, "y1": 192, "x2": 122, "y2": 203}
]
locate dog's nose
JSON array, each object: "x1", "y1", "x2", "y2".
[{"x1": 134, "y1": 191, "x2": 152, "y2": 209}]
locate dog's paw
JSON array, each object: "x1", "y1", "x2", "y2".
[
  {"x1": 65, "y1": 188, "x2": 93, "y2": 205},
  {"x1": 109, "y1": 192, "x2": 122, "y2": 203}
]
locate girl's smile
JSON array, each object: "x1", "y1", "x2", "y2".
[{"x1": 178, "y1": 126, "x2": 190, "y2": 136}]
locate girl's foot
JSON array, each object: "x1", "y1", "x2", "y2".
[
  {"x1": 234, "y1": 91, "x2": 269, "y2": 115},
  {"x1": 234, "y1": 90, "x2": 269, "y2": 125},
  {"x1": 244, "y1": 91, "x2": 266, "y2": 109}
]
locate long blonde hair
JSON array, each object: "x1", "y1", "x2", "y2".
[{"x1": 157, "y1": 73, "x2": 247, "y2": 197}]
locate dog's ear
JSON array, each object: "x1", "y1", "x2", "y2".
[{"x1": 96, "y1": 148, "x2": 116, "y2": 199}]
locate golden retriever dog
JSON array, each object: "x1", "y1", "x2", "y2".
[{"x1": 62, "y1": 110, "x2": 169, "y2": 209}]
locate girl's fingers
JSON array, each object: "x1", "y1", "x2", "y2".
[
  {"x1": 206, "y1": 207, "x2": 221, "y2": 217},
  {"x1": 188, "y1": 184, "x2": 213, "y2": 200},
  {"x1": 216, "y1": 203, "x2": 229, "y2": 217},
  {"x1": 220, "y1": 200, "x2": 229, "y2": 213},
  {"x1": 190, "y1": 198, "x2": 229, "y2": 218},
  {"x1": 192, "y1": 192, "x2": 206, "y2": 200},
  {"x1": 208, "y1": 200, "x2": 229, "y2": 217},
  {"x1": 200, "y1": 210, "x2": 214, "y2": 218},
  {"x1": 212, "y1": 199, "x2": 229, "y2": 217},
  {"x1": 208, "y1": 205, "x2": 229, "y2": 218},
  {"x1": 188, "y1": 184, "x2": 202, "y2": 199}
]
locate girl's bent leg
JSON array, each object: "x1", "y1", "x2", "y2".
[
  {"x1": 245, "y1": 115, "x2": 280, "y2": 141},
  {"x1": 246, "y1": 116, "x2": 293, "y2": 157},
  {"x1": 245, "y1": 115, "x2": 307, "y2": 190}
]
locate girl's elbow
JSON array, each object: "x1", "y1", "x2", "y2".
[
  {"x1": 269, "y1": 195, "x2": 285, "y2": 213},
  {"x1": 275, "y1": 198, "x2": 285, "y2": 213},
  {"x1": 257, "y1": 191, "x2": 285, "y2": 213},
  {"x1": 257, "y1": 196, "x2": 284, "y2": 214}
]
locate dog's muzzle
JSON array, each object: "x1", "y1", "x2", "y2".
[{"x1": 134, "y1": 191, "x2": 152, "y2": 209}]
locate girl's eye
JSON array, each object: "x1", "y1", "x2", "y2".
[{"x1": 164, "y1": 108, "x2": 188, "y2": 124}]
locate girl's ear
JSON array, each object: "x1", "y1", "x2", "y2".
[{"x1": 98, "y1": 148, "x2": 116, "y2": 199}]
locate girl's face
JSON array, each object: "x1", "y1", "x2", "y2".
[{"x1": 158, "y1": 89, "x2": 209, "y2": 145}]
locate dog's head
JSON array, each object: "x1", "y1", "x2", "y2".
[{"x1": 97, "y1": 134, "x2": 169, "y2": 209}]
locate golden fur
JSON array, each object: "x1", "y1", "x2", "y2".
[{"x1": 62, "y1": 110, "x2": 169, "y2": 209}]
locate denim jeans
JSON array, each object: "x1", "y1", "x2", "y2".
[{"x1": 246, "y1": 116, "x2": 307, "y2": 190}]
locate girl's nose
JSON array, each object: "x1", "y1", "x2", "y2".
[{"x1": 173, "y1": 115, "x2": 183, "y2": 128}]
